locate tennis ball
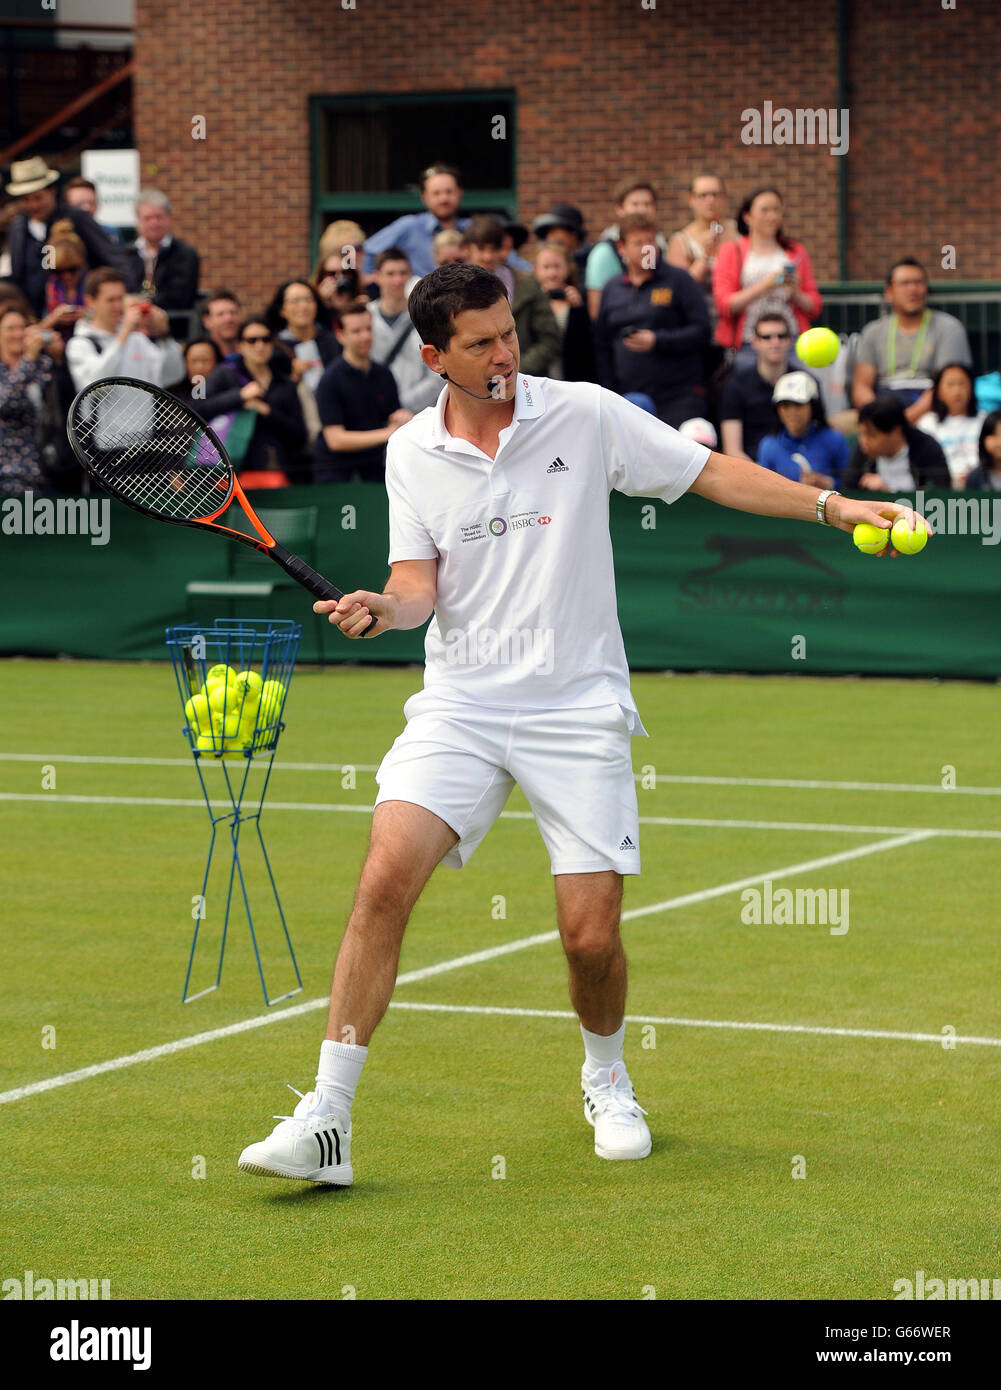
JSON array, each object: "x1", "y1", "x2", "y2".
[
  {"x1": 796, "y1": 327, "x2": 840, "y2": 368},
  {"x1": 853, "y1": 522, "x2": 890, "y2": 555},
  {"x1": 208, "y1": 679, "x2": 237, "y2": 717},
  {"x1": 890, "y1": 515, "x2": 928, "y2": 555},
  {"x1": 233, "y1": 670, "x2": 263, "y2": 707},
  {"x1": 184, "y1": 693, "x2": 211, "y2": 732},
  {"x1": 205, "y1": 664, "x2": 238, "y2": 694},
  {"x1": 258, "y1": 679, "x2": 287, "y2": 722},
  {"x1": 195, "y1": 733, "x2": 216, "y2": 753}
]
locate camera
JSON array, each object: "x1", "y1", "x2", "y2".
[
  {"x1": 336, "y1": 272, "x2": 359, "y2": 296},
  {"x1": 547, "y1": 288, "x2": 567, "y2": 301}
]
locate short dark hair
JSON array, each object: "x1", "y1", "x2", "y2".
[
  {"x1": 375, "y1": 246, "x2": 410, "y2": 271},
  {"x1": 886, "y1": 256, "x2": 926, "y2": 286},
  {"x1": 237, "y1": 315, "x2": 272, "y2": 342},
  {"x1": 754, "y1": 312, "x2": 792, "y2": 337},
  {"x1": 65, "y1": 176, "x2": 98, "y2": 195},
  {"x1": 612, "y1": 176, "x2": 658, "y2": 206},
  {"x1": 84, "y1": 266, "x2": 126, "y2": 298},
  {"x1": 929, "y1": 362, "x2": 977, "y2": 421},
  {"x1": 182, "y1": 335, "x2": 222, "y2": 366},
  {"x1": 858, "y1": 396, "x2": 907, "y2": 433},
  {"x1": 335, "y1": 298, "x2": 372, "y2": 328},
  {"x1": 978, "y1": 411, "x2": 1001, "y2": 472},
  {"x1": 408, "y1": 263, "x2": 509, "y2": 352},
  {"x1": 420, "y1": 163, "x2": 462, "y2": 191},
  {"x1": 202, "y1": 287, "x2": 240, "y2": 312},
  {"x1": 461, "y1": 215, "x2": 505, "y2": 250}
]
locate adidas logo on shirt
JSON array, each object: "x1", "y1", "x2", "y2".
[
  {"x1": 619, "y1": 835, "x2": 637, "y2": 852},
  {"x1": 546, "y1": 456, "x2": 569, "y2": 473}
]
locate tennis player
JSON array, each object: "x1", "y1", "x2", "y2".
[{"x1": 239, "y1": 264, "x2": 925, "y2": 1185}]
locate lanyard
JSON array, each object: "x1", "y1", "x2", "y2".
[{"x1": 886, "y1": 311, "x2": 930, "y2": 379}]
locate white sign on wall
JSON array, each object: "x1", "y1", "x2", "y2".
[{"x1": 81, "y1": 149, "x2": 141, "y2": 228}]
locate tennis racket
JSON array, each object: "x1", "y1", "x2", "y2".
[{"x1": 66, "y1": 376, "x2": 376, "y2": 634}]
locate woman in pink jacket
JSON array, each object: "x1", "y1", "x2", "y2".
[{"x1": 712, "y1": 187, "x2": 822, "y2": 355}]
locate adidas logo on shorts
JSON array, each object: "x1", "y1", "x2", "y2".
[
  {"x1": 546, "y1": 456, "x2": 569, "y2": 473},
  {"x1": 619, "y1": 835, "x2": 637, "y2": 851}
]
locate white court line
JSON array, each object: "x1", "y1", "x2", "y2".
[
  {"x1": 390, "y1": 1003, "x2": 1001, "y2": 1049},
  {"x1": 2, "y1": 791, "x2": 1000, "y2": 840},
  {"x1": 0, "y1": 832, "x2": 937, "y2": 1106},
  {"x1": 2, "y1": 753, "x2": 1000, "y2": 797}
]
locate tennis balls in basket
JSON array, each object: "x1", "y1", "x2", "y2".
[
  {"x1": 233, "y1": 670, "x2": 263, "y2": 709},
  {"x1": 204, "y1": 664, "x2": 237, "y2": 697},
  {"x1": 258, "y1": 679, "x2": 287, "y2": 723},
  {"x1": 208, "y1": 679, "x2": 238, "y2": 718},
  {"x1": 184, "y1": 692, "x2": 212, "y2": 733}
]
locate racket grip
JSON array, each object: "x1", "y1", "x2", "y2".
[{"x1": 269, "y1": 542, "x2": 377, "y2": 636}]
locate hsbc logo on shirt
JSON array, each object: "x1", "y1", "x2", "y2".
[{"x1": 487, "y1": 510, "x2": 552, "y2": 537}]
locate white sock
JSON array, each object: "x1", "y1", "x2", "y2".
[
  {"x1": 581, "y1": 1022, "x2": 626, "y2": 1076},
  {"x1": 315, "y1": 1038, "x2": 367, "y2": 1119}
]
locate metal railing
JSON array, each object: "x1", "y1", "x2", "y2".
[{"x1": 817, "y1": 283, "x2": 1001, "y2": 377}]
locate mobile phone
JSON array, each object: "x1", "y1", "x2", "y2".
[{"x1": 547, "y1": 288, "x2": 567, "y2": 301}]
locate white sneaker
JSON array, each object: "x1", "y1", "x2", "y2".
[
  {"x1": 582, "y1": 1063, "x2": 651, "y2": 1160},
  {"x1": 238, "y1": 1087, "x2": 353, "y2": 1185}
]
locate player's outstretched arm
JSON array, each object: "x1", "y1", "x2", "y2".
[
  {"x1": 689, "y1": 450, "x2": 933, "y2": 537},
  {"x1": 314, "y1": 557, "x2": 437, "y2": 639}
]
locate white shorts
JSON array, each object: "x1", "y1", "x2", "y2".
[{"x1": 374, "y1": 693, "x2": 641, "y2": 875}]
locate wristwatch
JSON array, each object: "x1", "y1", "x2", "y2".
[{"x1": 816, "y1": 489, "x2": 840, "y2": 525}]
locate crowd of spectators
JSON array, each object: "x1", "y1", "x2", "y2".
[{"x1": 2, "y1": 153, "x2": 999, "y2": 499}]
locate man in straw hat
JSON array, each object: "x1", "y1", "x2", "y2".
[{"x1": 3, "y1": 156, "x2": 138, "y2": 317}]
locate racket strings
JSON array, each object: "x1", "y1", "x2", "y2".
[{"x1": 71, "y1": 381, "x2": 232, "y2": 521}]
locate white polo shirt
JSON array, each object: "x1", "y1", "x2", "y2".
[{"x1": 384, "y1": 374, "x2": 710, "y2": 731}]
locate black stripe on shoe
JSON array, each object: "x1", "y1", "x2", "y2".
[{"x1": 333, "y1": 1128, "x2": 341, "y2": 1166}]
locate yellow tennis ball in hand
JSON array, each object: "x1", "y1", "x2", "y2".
[
  {"x1": 853, "y1": 522, "x2": 890, "y2": 555},
  {"x1": 796, "y1": 327, "x2": 840, "y2": 368},
  {"x1": 890, "y1": 515, "x2": 928, "y2": 555}
]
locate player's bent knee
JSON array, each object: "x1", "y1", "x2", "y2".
[{"x1": 560, "y1": 924, "x2": 622, "y2": 966}]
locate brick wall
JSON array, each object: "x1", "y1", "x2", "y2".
[{"x1": 133, "y1": 0, "x2": 999, "y2": 316}]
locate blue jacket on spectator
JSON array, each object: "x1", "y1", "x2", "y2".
[{"x1": 757, "y1": 423, "x2": 850, "y2": 486}]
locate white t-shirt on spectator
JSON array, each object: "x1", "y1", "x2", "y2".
[{"x1": 917, "y1": 410, "x2": 986, "y2": 484}]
